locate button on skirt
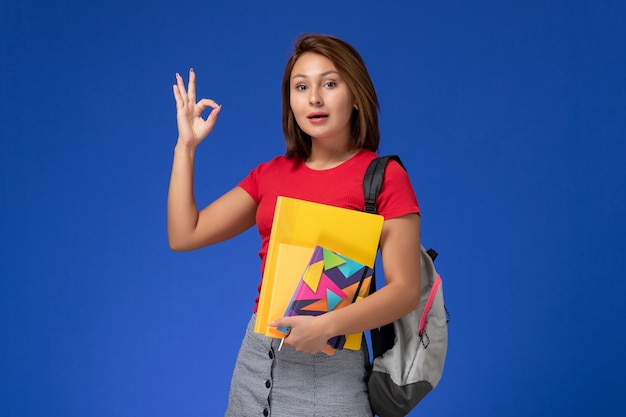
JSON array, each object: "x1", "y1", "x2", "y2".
[{"x1": 225, "y1": 314, "x2": 373, "y2": 417}]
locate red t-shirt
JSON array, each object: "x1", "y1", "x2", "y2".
[{"x1": 238, "y1": 149, "x2": 420, "y2": 311}]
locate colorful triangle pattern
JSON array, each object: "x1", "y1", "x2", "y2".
[
  {"x1": 282, "y1": 245, "x2": 374, "y2": 350},
  {"x1": 302, "y1": 261, "x2": 324, "y2": 293}
]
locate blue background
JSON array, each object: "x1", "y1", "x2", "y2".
[{"x1": 2, "y1": 0, "x2": 625, "y2": 416}]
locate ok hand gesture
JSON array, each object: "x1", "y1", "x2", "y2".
[{"x1": 173, "y1": 69, "x2": 221, "y2": 147}]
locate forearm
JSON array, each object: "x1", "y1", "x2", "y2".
[
  {"x1": 167, "y1": 142, "x2": 200, "y2": 250},
  {"x1": 319, "y1": 278, "x2": 420, "y2": 339}
]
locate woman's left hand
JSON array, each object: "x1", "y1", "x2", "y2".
[{"x1": 269, "y1": 316, "x2": 331, "y2": 354}]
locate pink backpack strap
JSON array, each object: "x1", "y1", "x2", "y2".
[{"x1": 419, "y1": 274, "x2": 442, "y2": 335}]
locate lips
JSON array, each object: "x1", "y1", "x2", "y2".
[{"x1": 307, "y1": 112, "x2": 328, "y2": 120}]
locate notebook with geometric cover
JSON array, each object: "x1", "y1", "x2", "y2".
[{"x1": 279, "y1": 245, "x2": 374, "y2": 351}]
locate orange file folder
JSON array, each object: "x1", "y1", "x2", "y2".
[{"x1": 254, "y1": 196, "x2": 384, "y2": 345}]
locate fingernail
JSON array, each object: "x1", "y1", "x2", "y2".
[{"x1": 190, "y1": 68, "x2": 194, "y2": 72}]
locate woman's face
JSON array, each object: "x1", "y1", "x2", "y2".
[{"x1": 289, "y1": 52, "x2": 356, "y2": 144}]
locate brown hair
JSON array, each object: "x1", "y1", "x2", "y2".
[{"x1": 282, "y1": 34, "x2": 380, "y2": 159}]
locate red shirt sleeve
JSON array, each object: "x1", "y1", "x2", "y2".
[
  {"x1": 238, "y1": 163, "x2": 261, "y2": 203},
  {"x1": 376, "y1": 159, "x2": 420, "y2": 219}
]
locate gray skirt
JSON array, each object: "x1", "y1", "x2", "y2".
[{"x1": 225, "y1": 314, "x2": 373, "y2": 417}]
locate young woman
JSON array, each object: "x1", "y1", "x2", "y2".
[{"x1": 168, "y1": 34, "x2": 421, "y2": 417}]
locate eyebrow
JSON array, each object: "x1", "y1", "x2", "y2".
[{"x1": 291, "y1": 70, "x2": 341, "y2": 80}]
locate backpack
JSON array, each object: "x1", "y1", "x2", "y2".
[{"x1": 362, "y1": 155, "x2": 449, "y2": 417}]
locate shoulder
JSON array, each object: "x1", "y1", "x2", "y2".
[
  {"x1": 373, "y1": 155, "x2": 420, "y2": 218},
  {"x1": 352, "y1": 148, "x2": 378, "y2": 165},
  {"x1": 239, "y1": 155, "x2": 303, "y2": 192},
  {"x1": 239, "y1": 155, "x2": 294, "y2": 202},
  {"x1": 249, "y1": 155, "x2": 301, "y2": 174},
  {"x1": 384, "y1": 157, "x2": 410, "y2": 182},
  {"x1": 351, "y1": 150, "x2": 405, "y2": 170},
  {"x1": 358, "y1": 152, "x2": 409, "y2": 183}
]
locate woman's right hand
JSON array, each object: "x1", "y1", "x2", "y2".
[{"x1": 173, "y1": 69, "x2": 221, "y2": 147}]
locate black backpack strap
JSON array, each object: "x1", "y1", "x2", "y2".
[
  {"x1": 364, "y1": 156, "x2": 439, "y2": 359},
  {"x1": 363, "y1": 155, "x2": 404, "y2": 214},
  {"x1": 363, "y1": 155, "x2": 405, "y2": 358}
]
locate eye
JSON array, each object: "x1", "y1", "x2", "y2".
[
  {"x1": 295, "y1": 84, "x2": 307, "y2": 91},
  {"x1": 324, "y1": 81, "x2": 337, "y2": 88}
]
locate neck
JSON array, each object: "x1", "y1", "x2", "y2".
[{"x1": 306, "y1": 143, "x2": 359, "y2": 170}]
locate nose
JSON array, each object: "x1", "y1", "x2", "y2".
[{"x1": 309, "y1": 87, "x2": 322, "y2": 106}]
